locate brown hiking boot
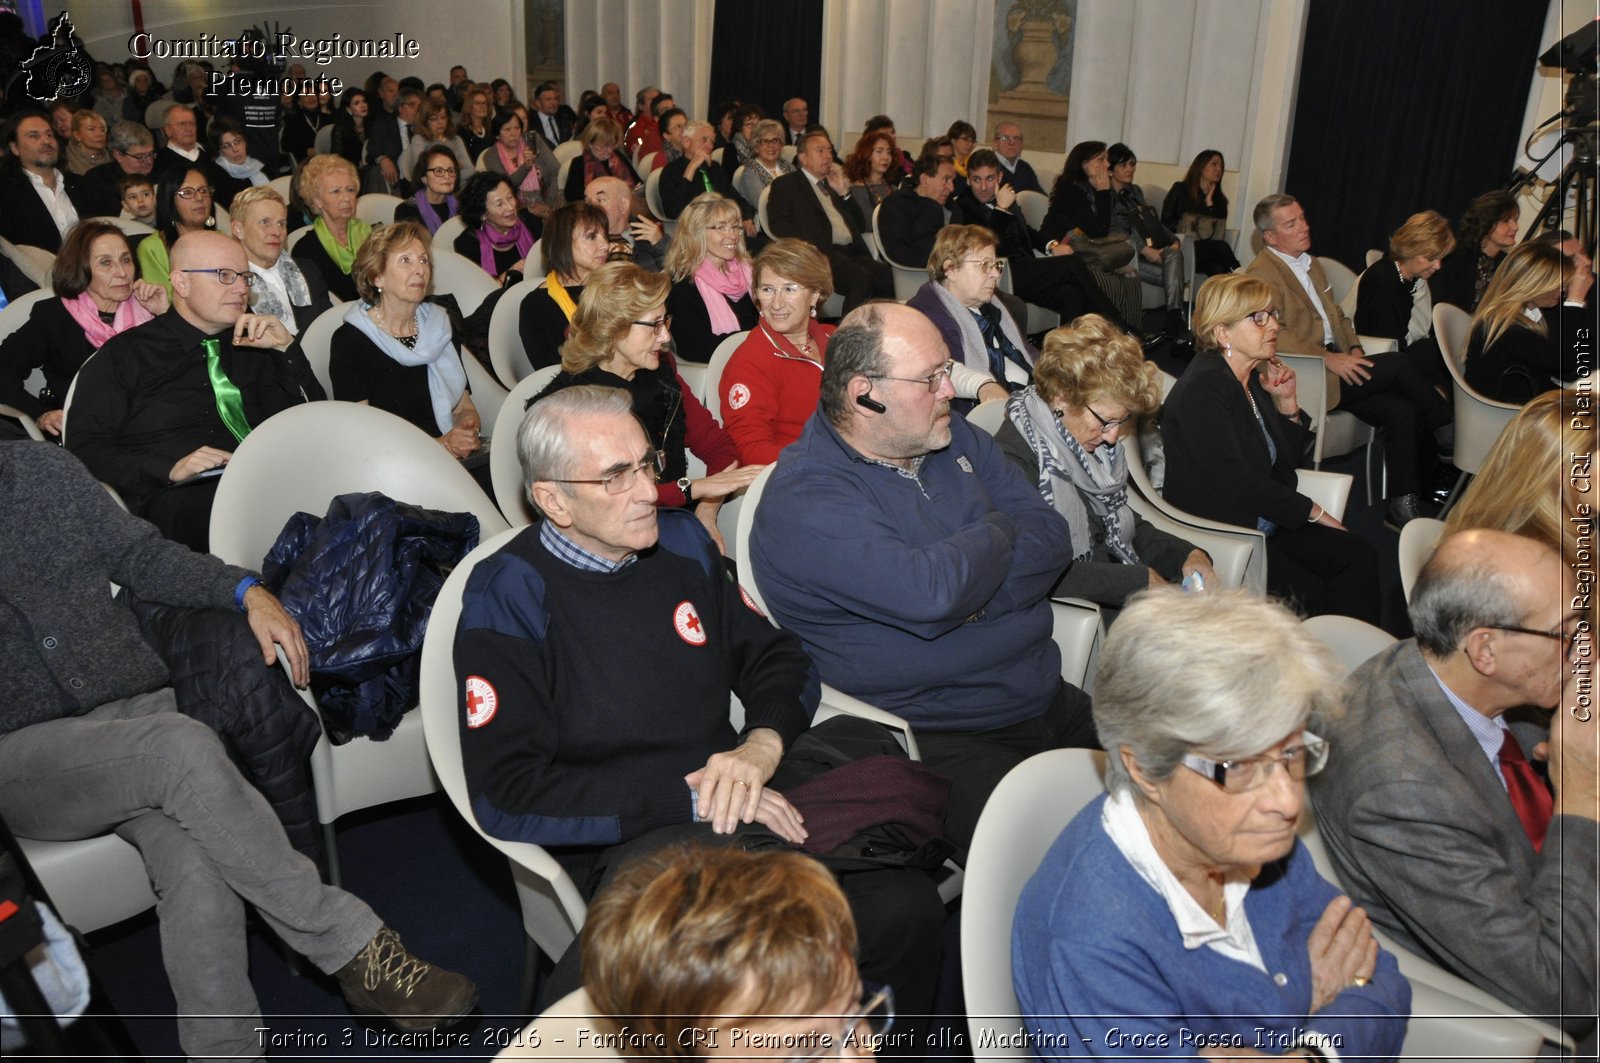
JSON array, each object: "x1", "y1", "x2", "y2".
[{"x1": 336, "y1": 926, "x2": 478, "y2": 1031}]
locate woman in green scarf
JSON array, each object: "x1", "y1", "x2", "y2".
[{"x1": 291, "y1": 154, "x2": 371, "y2": 303}]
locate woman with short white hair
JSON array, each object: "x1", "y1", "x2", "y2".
[
  {"x1": 229, "y1": 186, "x2": 331, "y2": 336},
  {"x1": 1015, "y1": 588, "x2": 1410, "y2": 1057}
]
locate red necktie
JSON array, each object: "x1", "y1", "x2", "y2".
[{"x1": 1498, "y1": 729, "x2": 1553, "y2": 851}]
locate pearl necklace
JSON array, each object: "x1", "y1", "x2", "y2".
[
  {"x1": 371, "y1": 303, "x2": 418, "y2": 345},
  {"x1": 1394, "y1": 259, "x2": 1420, "y2": 296}
]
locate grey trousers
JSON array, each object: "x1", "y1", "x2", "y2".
[
  {"x1": 0, "y1": 690, "x2": 381, "y2": 1062},
  {"x1": 1136, "y1": 244, "x2": 1185, "y2": 310}
]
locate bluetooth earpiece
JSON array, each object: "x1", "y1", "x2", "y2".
[{"x1": 855, "y1": 393, "x2": 887, "y2": 413}]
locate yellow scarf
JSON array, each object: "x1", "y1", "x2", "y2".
[{"x1": 545, "y1": 270, "x2": 578, "y2": 319}]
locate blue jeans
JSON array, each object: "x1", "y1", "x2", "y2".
[{"x1": 0, "y1": 690, "x2": 380, "y2": 1062}]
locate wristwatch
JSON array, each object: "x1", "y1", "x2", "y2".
[{"x1": 677, "y1": 476, "x2": 694, "y2": 504}]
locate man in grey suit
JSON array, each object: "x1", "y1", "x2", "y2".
[{"x1": 1310, "y1": 529, "x2": 1597, "y2": 1044}]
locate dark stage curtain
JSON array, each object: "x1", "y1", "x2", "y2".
[
  {"x1": 707, "y1": 0, "x2": 823, "y2": 127},
  {"x1": 1285, "y1": 0, "x2": 1551, "y2": 271}
]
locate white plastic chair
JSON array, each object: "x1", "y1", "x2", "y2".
[
  {"x1": 636, "y1": 151, "x2": 657, "y2": 178},
  {"x1": 312, "y1": 124, "x2": 334, "y2": 158},
  {"x1": 962, "y1": 748, "x2": 1107, "y2": 1058},
  {"x1": 553, "y1": 140, "x2": 583, "y2": 166},
  {"x1": 487, "y1": 277, "x2": 545, "y2": 388},
  {"x1": 1275, "y1": 349, "x2": 1383, "y2": 503},
  {"x1": 489, "y1": 366, "x2": 563, "y2": 527},
  {"x1": 1433, "y1": 303, "x2": 1519, "y2": 515},
  {"x1": 698, "y1": 330, "x2": 750, "y2": 422},
  {"x1": 0, "y1": 237, "x2": 55, "y2": 289},
  {"x1": 355, "y1": 193, "x2": 402, "y2": 226},
  {"x1": 1301, "y1": 614, "x2": 1396, "y2": 674},
  {"x1": 17, "y1": 834, "x2": 157, "y2": 934},
  {"x1": 431, "y1": 215, "x2": 468, "y2": 255},
  {"x1": 0, "y1": 403, "x2": 43, "y2": 439},
  {"x1": 463, "y1": 351, "x2": 508, "y2": 439},
  {"x1": 208, "y1": 401, "x2": 511, "y2": 886},
  {"x1": 643, "y1": 168, "x2": 674, "y2": 235},
  {"x1": 268, "y1": 174, "x2": 295, "y2": 204},
  {"x1": 295, "y1": 303, "x2": 347, "y2": 397},
  {"x1": 674, "y1": 359, "x2": 707, "y2": 398},
  {"x1": 85, "y1": 214, "x2": 156, "y2": 239},
  {"x1": 871, "y1": 203, "x2": 927, "y2": 301},
  {"x1": 431, "y1": 249, "x2": 500, "y2": 318},
  {"x1": 285, "y1": 225, "x2": 314, "y2": 253},
  {"x1": 1014, "y1": 190, "x2": 1048, "y2": 233},
  {"x1": 1397, "y1": 516, "x2": 1445, "y2": 601},
  {"x1": 0, "y1": 289, "x2": 55, "y2": 349},
  {"x1": 756, "y1": 185, "x2": 773, "y2": 238}
]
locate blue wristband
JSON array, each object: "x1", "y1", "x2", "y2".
[{"x1": 234, "y1": 575, "x2": 261, "y2": 612}]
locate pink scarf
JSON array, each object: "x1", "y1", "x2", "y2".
[
  {"x1": 62, "y1": 291, "x2": 153, "y2": 349},
  {"x1": 496, "y1": 140, "x2": 541, "y2": 201},
  {"x1": 693, "y1": 257, "x2": 752, "y2": 336},
  {"x1": 477, "y1": 218, "x2": 535, "y2": 277}
]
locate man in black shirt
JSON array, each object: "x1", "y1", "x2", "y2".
[
  {"x1": 656, "y1": 119, "x2": 754, "y2": 229},
  {"x1": 67, "y1": 230, "x2": 325, "y2": 551}
]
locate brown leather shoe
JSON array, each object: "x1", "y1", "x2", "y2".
[{"x1": 336, "y1": 926, "x2": 478, "y2": 1032}]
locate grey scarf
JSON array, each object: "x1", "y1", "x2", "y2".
[
  {"x1": 1007, "y1": 388, "x2": 1140, "y2": 565},
  {"x1": 249, "y1": 253, "x2": 313, "y2": 324}
]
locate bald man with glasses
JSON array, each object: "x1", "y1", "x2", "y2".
[{"x1": 67, "y1": 230, "x2": 324, "y2": 550}]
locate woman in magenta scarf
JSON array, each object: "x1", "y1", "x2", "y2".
[
  {"x1": 662, "y1": 194, "x2": 759, "y2": 365},
  {"x1": 0, "y1": 220, "x2": 165, "y2": 437},
  {"x1": 452, "y1": 172, "x2": 542, "y2": 287}
]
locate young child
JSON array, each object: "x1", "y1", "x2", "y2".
[{"x1": 118, "y1": 173, "x2": 156, "y2": 224}]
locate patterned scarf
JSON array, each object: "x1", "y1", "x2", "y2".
[
  {"x1": 247, "y1": 253, "x2": 313, "y2": 324},
  {"x1": 1007, "y1": 388, "x2": 1140, "y2": 565}
]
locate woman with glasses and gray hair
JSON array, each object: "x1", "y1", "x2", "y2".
[
  {"x1": 532, "y1": 261, "x2": 761, "y2": 550},
  {"x1": 906, "y1": 224, "x2": 1034, "y2": 405},
  {"x1": 1014, "y1": 589, "x2": 1409, "y2": 1059},
  {"x1": 732, "y1": 119, "x2": 794, "y2": 208},
  {"x1": 996, "y1": 315, "x2": 1213, "y2": 619},
  {"x1": 1162, "y1": 274, "x2": 1380, "y2": 623}
]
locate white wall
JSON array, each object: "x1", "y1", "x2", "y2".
[
  {"x1": 49, "y1": 0, "x2": 523, "y2": 96},
  {"x1": 565, "y1": 0, "x2": 714, "y2": 125}
]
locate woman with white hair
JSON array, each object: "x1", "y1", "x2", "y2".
[{"x1": 1014, "y1": 589, "x2": 1410, "y2": 1058}]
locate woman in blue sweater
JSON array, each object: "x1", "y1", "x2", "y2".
[{"x1": 1014, "y1": 589, "x2": 1409, "y2": 1058}]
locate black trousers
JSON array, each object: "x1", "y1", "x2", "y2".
[
  {"x1": 827, "y1": 246, "x2": 895, "y2": 314},
  {"x1": 539, "y1": 822, "x2": 947, "y2": 1026},
  {"x1": 142, "y1": 476, "x2": 222, "y2": 553},
  {"x1": 1008, "y1": 253, "x2": 1131, "y2": 330},
  {"x1": 1335, "y1": 351, "x2": 1451, "y2": 497},
  {"x1": 914, "y1": 679, "x2": 1098, "y2": 863},
  {"x1": 1265, "y1": 521, "x2": 1380, "y2": 625}
]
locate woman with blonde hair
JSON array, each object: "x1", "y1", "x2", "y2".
[
  {"x1": 664, "y1": 194, "x2": 759, "y2": 364},
  {"x1": 1444, "y1": 388, "x2": 1594, "y2": 566},
  {"x1": 291, "y1": 154, "x2": 369, "y2": 302},
  {"x1": 532, "y1": 262, "x2": 760, "y2": 547},
  {"x1": 1163, "y1": 274, "x2": 1380, "y2": 622},
  {"x1": 1356, "y1": 209, "x2": 1457, "y2": 387},
  {"x1": 1464, "y1": 240, "x2": 1593, "y2": 402},
  {"x1": 997, "y1": 314, "x2": 1214, "y2": 616}
]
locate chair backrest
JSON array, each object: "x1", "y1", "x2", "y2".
[
  {"x1": 489, "y1": 365, "x2": 563, "y2": 527},
  {"x1": 0, "y1": 289, "x2": 55, "y2": 348},
  {"x1": 756, "y1": 185, "x2": 773, "y2": 237},
  {"x1": 963, "y1": 398, "x2": 1008, "y2": 436},
  {"x1": 418, "y1": 525, "x2": 589, "y2": 959},
  {"x1": 84, "y1": 214, "x2": 155, "y2": 239},
  {"x1": 487, "y1": 276, "x2": 545, "y2": 388},
  {"x1": 144, "y1": 96, "x2": 177, "y2": 130},
  {"x1": 637, "y1": 151, "x2": 657, "y2": 176},
  {"x1": 554, "y1": 156, "x2": 575, "y2": 201},
  {"x1": 269, "y1": 174, "x2": 296, "y2": 204},
  {"x1": 699, "y1": 330, "x2": 750, "y2": 421},
  {"x1": 643, "y1": 168, "x2": 674, "y2": 234},
  {"x1": 285, "y1": 225, "x2": 314, "y2": 253},
  {"x1": 962, "y1": 749, "x2": 1108, "y2": 1052},
  {"x1": 1365, "y1": 248, "x2": 1384, "y2": 268},
  {"x1": 208, "y1": 401, "x2": 510, "y2": 571},
  {"x1": 297, "y1": 303, "x2": 348, "y2": 397},
  {"x1": 0, "y1": 237, "x2": 55, "y2": 289},
  {"x1": 356, "y1": 193, "x2": 403, "y2": 226},
  {"x1": 431, "y1": 215, "x2": 468, "y2": 254},
  {"x1": 462, "y1": 349, "x2": 508, "y2": 437},
  {"x1": 431, "y1": 249, "x2": 500, "y2": 318},
  {"x1": 780, "y1": 144, "x2": 797, "y2": 164},
  {"x1": 1301, "y1": 614, "x2": 1397, "y2": 676},
  {"x1": 1317, "y1": 255, "x2": 1359, "y2": 311},
  {"x1": 0, "y1": 403, "x2": 43, "y2": 440},
  {"x1": 553, "y1": 140, "x2": 583, "y2": 166},
  {"x1": 313, "y1": 124, "x2": 335, "y2": 157},
  {"x1": 733, "y1": 465, "x2": 778, "y2": 615},
  {"x1": 1433, "y1": 303, "x2": 1518, "y2": 476},
  {"x1": 1015, "y1": 189, "x2": 1048, "y2": 232},
  {"x1": 1397, "y1": 516, "x2": 1445, "y2": 601}
]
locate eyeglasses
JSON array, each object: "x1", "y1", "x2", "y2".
[
  {"x1": 179, "y1": 267, "x2": 256, "y2": 287},
  {"x1": 631, "y1": 315, "x2": 672, "y2": 333},
  {"x1": 1182, "y1": 732, "x2": 1329, "y2": 794},
  {"x1": 706, "y1": 222, "x2": 740, "y2": 233},
  {"x1": 755, "y1": 137, "x2": 784, "y2": 146},
  {"x1": 1242, "y1": 307, "x2": 1282, "y2": 327},
  {"x1": 426, "y1": 166, "x2": 458, "y2": 177},
  {"x1": 550, "y1": 451, "x2": 665, "y2": 494},
  {"x1": 959, "y1": 258, "x2": 1005, "y2": 275},
  {"x1": 1085, "y1": 403, "x2": 1132, "y2": 432},
  {"x1": 175, "y1": 185, "x2": 214, "y2": 200},
  {"x1": 995, "y1": 134, "x2": 1023, "y2": 144},
  {"x1": 870, "y1": 359, "x2": 955, "y2": 394},
  {"x1": 1483, "y1": 624, "x2": 1588, "y2": 655},
  {"x1": 785, "y1": 985, "x2": 895, "y2": 1063},
  {"x1": 119, "y1": 149, "x2": 156, "y2": 162}
]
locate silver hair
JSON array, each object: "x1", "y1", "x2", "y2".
[
  {"x1": 1094, "y1": 588, "x2": 1345, "y2": 796},
  {"x1": 1409, "y1": 547, "x2": 1526, "y2": 657},
  {"x1": 108, "y1": 119, "x2": 153, "y2": 154},
  {"x1": 516, "y1": 385, "x2": 636, "y2": 516},
  {"x1": 1253, "y1": 193, "x2": 1297, "y2": 233},
  {"x1": 681, "y1": 120, "x2": 714, "y2": 142}
]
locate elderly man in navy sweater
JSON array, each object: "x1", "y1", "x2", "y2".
[
  {"x1": 454, "y1": 384, "x2": 943, "y2": 1012},
  {"x1": 750, "y1": 302, "x2": 1095, "y2": 856}
]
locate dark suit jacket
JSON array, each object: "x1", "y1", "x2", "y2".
[
  {"x1": 657, "y1": 157, "x2": 752, "y2": 221},
  {"x1": 364, "y1": 113, "x2": 406, "y2": 169},
  {"x1": 766, "y1": 170, "x2": 869, "y2": 259},
  {"x1": 1244, "y1": 249, "x2": 1357, "y2": 407},
  {"x1": 876, "y1": 188, "x2": 952, "y2": 268},
  {"x1": 1160, "y1": 348, "x2": 1316, "y2": 531},
  {"x1": 0, "y1": 168, "x2": 95, "y2": 253},
  {"x1": 953, "y1": 189, "x2": 1047, "y2": 258},
  {"x1": 80, "y1": 160, "x2": 134, "y2": 217},
  {"x1": 1309, "y1": 641, "x2": 1598, "y2": 1028},
  {"x1": 150, "y1": 145, "x2": 206, "y2": 186},
  {"x1": 528, "y1": 110, "x2": 574, "y2": 148},
  {"x1": 997, "y1": 157, "x2": 1042, "y2": 195}
]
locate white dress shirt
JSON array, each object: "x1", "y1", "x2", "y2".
[{"x1": 1270, "y1": 246, "x2": 1334, "y2": 346}]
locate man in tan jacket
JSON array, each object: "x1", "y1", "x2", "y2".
[{"x1": 1245, "y1": 194, "x2": 1450, "y2": 527}]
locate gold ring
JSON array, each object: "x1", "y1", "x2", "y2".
[{"x1": 1351, "y1": 975, "x2": 1370, "y2": 988}]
